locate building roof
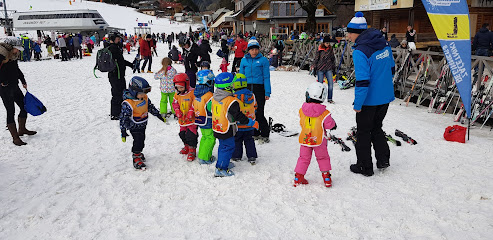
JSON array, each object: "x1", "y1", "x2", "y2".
[
  {"x1": 210, "y1": 11, "x2": 234, "y2": 28},
  {"x1": 243, "y1": 0, "x2": 266, "y2": 17},
  {"x1": 212, "y1": 8, "x2": 230, "y2": 22},
  {"x1": 160, "y1": 1, "x2": 183, "y2": 9}
]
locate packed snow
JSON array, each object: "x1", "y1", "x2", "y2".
[{"x1": 1, "y1": 0, "x2": 493, "y2": 239}]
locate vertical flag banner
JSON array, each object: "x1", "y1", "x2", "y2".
[
  {"x1": 422, "y1": 0, "x2": 472, "y2": 118},
  {"x1": 202, "y1": 19, "x2": 209, "y2": 33}
]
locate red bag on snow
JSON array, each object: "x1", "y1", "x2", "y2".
[{"x1": 444, "y1": 125, "x2": 467, "y2": 143}]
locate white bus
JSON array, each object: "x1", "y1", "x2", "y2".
[{"x1": 12, "y1": 9, "x2": 109, "y2": 32}]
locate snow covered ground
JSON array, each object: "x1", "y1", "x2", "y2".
[{"x1": 1, "y1": 1, "x2": 493, "y2": 239}]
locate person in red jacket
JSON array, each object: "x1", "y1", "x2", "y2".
[
  {"x1": 232, "y1": 34, "x2": 247, "y2": 73},
  {"x1": 140, "y1": 34, "x2": 155, "y2": 73}
]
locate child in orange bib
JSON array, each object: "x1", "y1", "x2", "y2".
[
  {"x1": 120, "y1": 76, "x2": 166, "y2": 170},
  {"x1": 294, "y1": 82, "x2": 337, "y2": 187},
  {"x1": 172, "y1": 73, "x2": 198, "y2": 162}
]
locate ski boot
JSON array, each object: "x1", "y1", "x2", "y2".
[
  {"x1": 350, "y1": 164, "x2": 374, "y2": 177},
  {"x1": 214, "y1": 168, "x2": 235, "y2": 177},
  {"x1": 228, "y1": 162, "x2": 235, "y2": 169},
  {"x1": 322, "y1": 171, "x2": 332, "y2": 188},
  {"x1": 137, "y1": 152, "x2": 146, "y2": 162},
  {"x1": 147, "y1": 70, "x2": 153, "y2": 73},
  {"x1": 187, "y1": 147, "x2": 196, "y2": 162},
  {"x1": 132, "y1": 153, "x2": 146, "y2": 170},
  {"x1": 257, "y1": 137, "x2": 270, "y2": 144},
  {"x1": 179, "y1": 144, "x2": 189, "y2": 154},
  {"x1": 231, "y1": 157, "x2": 242, "y2": 162},
  {"x1": 248, "y1": 157, "x2": 256, "y2": 165},
  {"x1": 199, "y1": 156, "x2": 216, "y2": 165},
  {"x1": 377, "y1": 162, "x2": 390, "y2": 170},
  {"x1": 293, "y1": 173, "x2": 308, "y2": 187}
]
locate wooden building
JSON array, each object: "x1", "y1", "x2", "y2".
[
  {"x1": 160, "y1": 1, "x2": 184, "y2": 16},
  {"x1": 358, "y1": 0, "x2": 493, "y2": 43},
  {"x1": 232, "y1": 0, "x2": 336, "y2": 34}
]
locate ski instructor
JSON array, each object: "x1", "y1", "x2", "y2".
[{"x1": 346, "y1": 12, "x2": 395, "y2": 176}]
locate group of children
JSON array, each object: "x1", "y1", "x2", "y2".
[
  {"x1": 119, "y1": 56, "x2": 337, "y2": 186},
  {"x1": 120, "y1": 58, "x2": 259, "y2": 177}
]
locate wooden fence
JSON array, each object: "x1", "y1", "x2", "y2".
[{"x1": 258, "y1": 38, "x2": 493, "y2": 118}]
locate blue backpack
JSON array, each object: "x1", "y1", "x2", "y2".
[
  {"x1": 24, "y1": 91, "x2": 47, "y2": 116},
  {"x1": 216, "y1": 49, "x2": 224, "y2": 58}
]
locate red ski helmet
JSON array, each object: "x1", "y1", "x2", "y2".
[{"x1": 173, "y1": 73, "x2": 190, "y2": 90}]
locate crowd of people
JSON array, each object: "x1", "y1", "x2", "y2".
[
  {"x1": 108, "y1": 32, "x2": 272, "y2": 178},
  {"x1": 98, "y1": 12, "x2": 394, "y2": 183},
  {"x1": 1, "y1": 12, "x2": 411, "y2": 186}
]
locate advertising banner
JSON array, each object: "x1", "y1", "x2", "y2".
[{"x1": 422, "y1": 0, "x2": 472, "y2": 118}]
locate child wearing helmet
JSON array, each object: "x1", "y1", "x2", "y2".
[
  {"x1": 172, "y1": 73, "x2": 198, "y2": 161},
  {"x1": 200, "y1": 61, "x2": 210, "y2": 71},
  {"x1": 219, "y1": 58, "x2": 229, "y2": 73},
  {"x1": 210, "y1": 72, "x2": 259, "y2": 177},
  {"x1": 154, "y1": 57, "x2": 177, "y2": 119},
  {"x1": 231, "y1": 73, "x2": 258, "y2": 164},
  {"x1": 193, "y1": 69, "x2": 216, "y2": 164},
  {"x1": 120, "y1": 76, "x2": 166, "y2": 170},
  {"x1": 294, "y1": 82, "x2": 337, "y2": 187}
]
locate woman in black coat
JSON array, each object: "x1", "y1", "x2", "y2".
[
  {"x1": 199, "y1": 39, "x2": 212, "y2": 64},
  {"x1": 220, "y1": 35, "x2": 230, "y2": 62},
  {"x1": 0, "y1": 39, "x2": 37, "y2": 146}
]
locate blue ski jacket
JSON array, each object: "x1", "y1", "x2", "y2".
[
  {"x1": 352, "y1": 28, "x2": 395, "y2": 111},
  {"x1": 239, "y1": 52, "x2": 271, "y2": 97}
]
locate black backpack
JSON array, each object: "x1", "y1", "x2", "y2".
[{"x1": 93, "y1": 47, "x2": 119, "y2": 78}]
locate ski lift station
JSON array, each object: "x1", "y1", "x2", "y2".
[{"x1": 11, "y1": 9, "x2": 121, "y2": 34}]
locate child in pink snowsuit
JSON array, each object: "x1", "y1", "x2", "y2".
[
  {"x1": 219, "y1": 58, "x2": 229, "y2": 73},
  {"x1": 294, "y1": 82, "x2": 336, "y2": 188}
]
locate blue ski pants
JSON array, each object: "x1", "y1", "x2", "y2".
[
  {"x1": 232, "y1": 130, "x2": 257, "y2": 159},
  {"x1": 216, "y1": 137, "x2": 235, "y2": 170}
]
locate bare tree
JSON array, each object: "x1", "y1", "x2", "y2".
[{"x1": 298, "y1": 0, "x2": 340, "y2": 34}]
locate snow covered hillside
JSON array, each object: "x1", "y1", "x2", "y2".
[
  {"x1": 1, "y1": 1, "x2": 493, "y2": 239},
  {"x1": 6, "y1": 0, "x2": 199, "y2": 35}
]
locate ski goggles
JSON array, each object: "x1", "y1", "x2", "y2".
[
  {"x1": 130, "y1": 86, "x2": 152, "y2": 94},
  {"x1": 142, "y1": 86, "x2": 151, "y2": 93}
]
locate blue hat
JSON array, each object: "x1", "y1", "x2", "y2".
[
  {"x1": 247, "y1": 39, "x2": 260, "y2": 50},
  {"x1": 215, "y1": 72, "x2": 234, "y2": 91},
  {"x1": 347, "y1": 12, "x2": 367, "y2": 34}
]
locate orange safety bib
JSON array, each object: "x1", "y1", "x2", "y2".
[
  {"x1": 237, "y1": 95, "x2": 256, "y2": 129},
  {"x1": 192, "y1": 91, "x2": 213, "y2": 126},
  {"x1": 211, "y1": 96, "x2": 237, "y2": 134},
  {"x1": 299, "y1": 108, "x2": 331, "y2": 147},
  {"x1": 123, "y1": 95, "x2": 149, "y2": 124},
  {"x1": 174, "y1": 91, "x2": 195, "y2": 126}
]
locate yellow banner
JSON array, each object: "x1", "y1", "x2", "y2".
[{"x1": 427, "y1": 14, "x2": 470, "y2": 40}]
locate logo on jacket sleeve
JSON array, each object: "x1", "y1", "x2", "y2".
[{"x1": 376, "y1": 49, "x2": 389, "y2": 60}]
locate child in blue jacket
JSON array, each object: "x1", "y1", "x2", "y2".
[{"x1": 120, "y1": 76, "x2": 166, "y2": 170}]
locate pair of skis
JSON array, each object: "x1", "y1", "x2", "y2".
[
  {"x1": 347, "y1": 127, "x2": 402, "y2": 146},
  {"x1": 328, "y1": 133, "x2": 351, "y2": 152}
]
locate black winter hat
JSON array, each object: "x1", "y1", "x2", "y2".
[
  {"x1": 323, "y1": 36, "x2": 331, "y2": 43},
  {"x1": 109, "y1": 33, "x2": 121, "y2": 42}
]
